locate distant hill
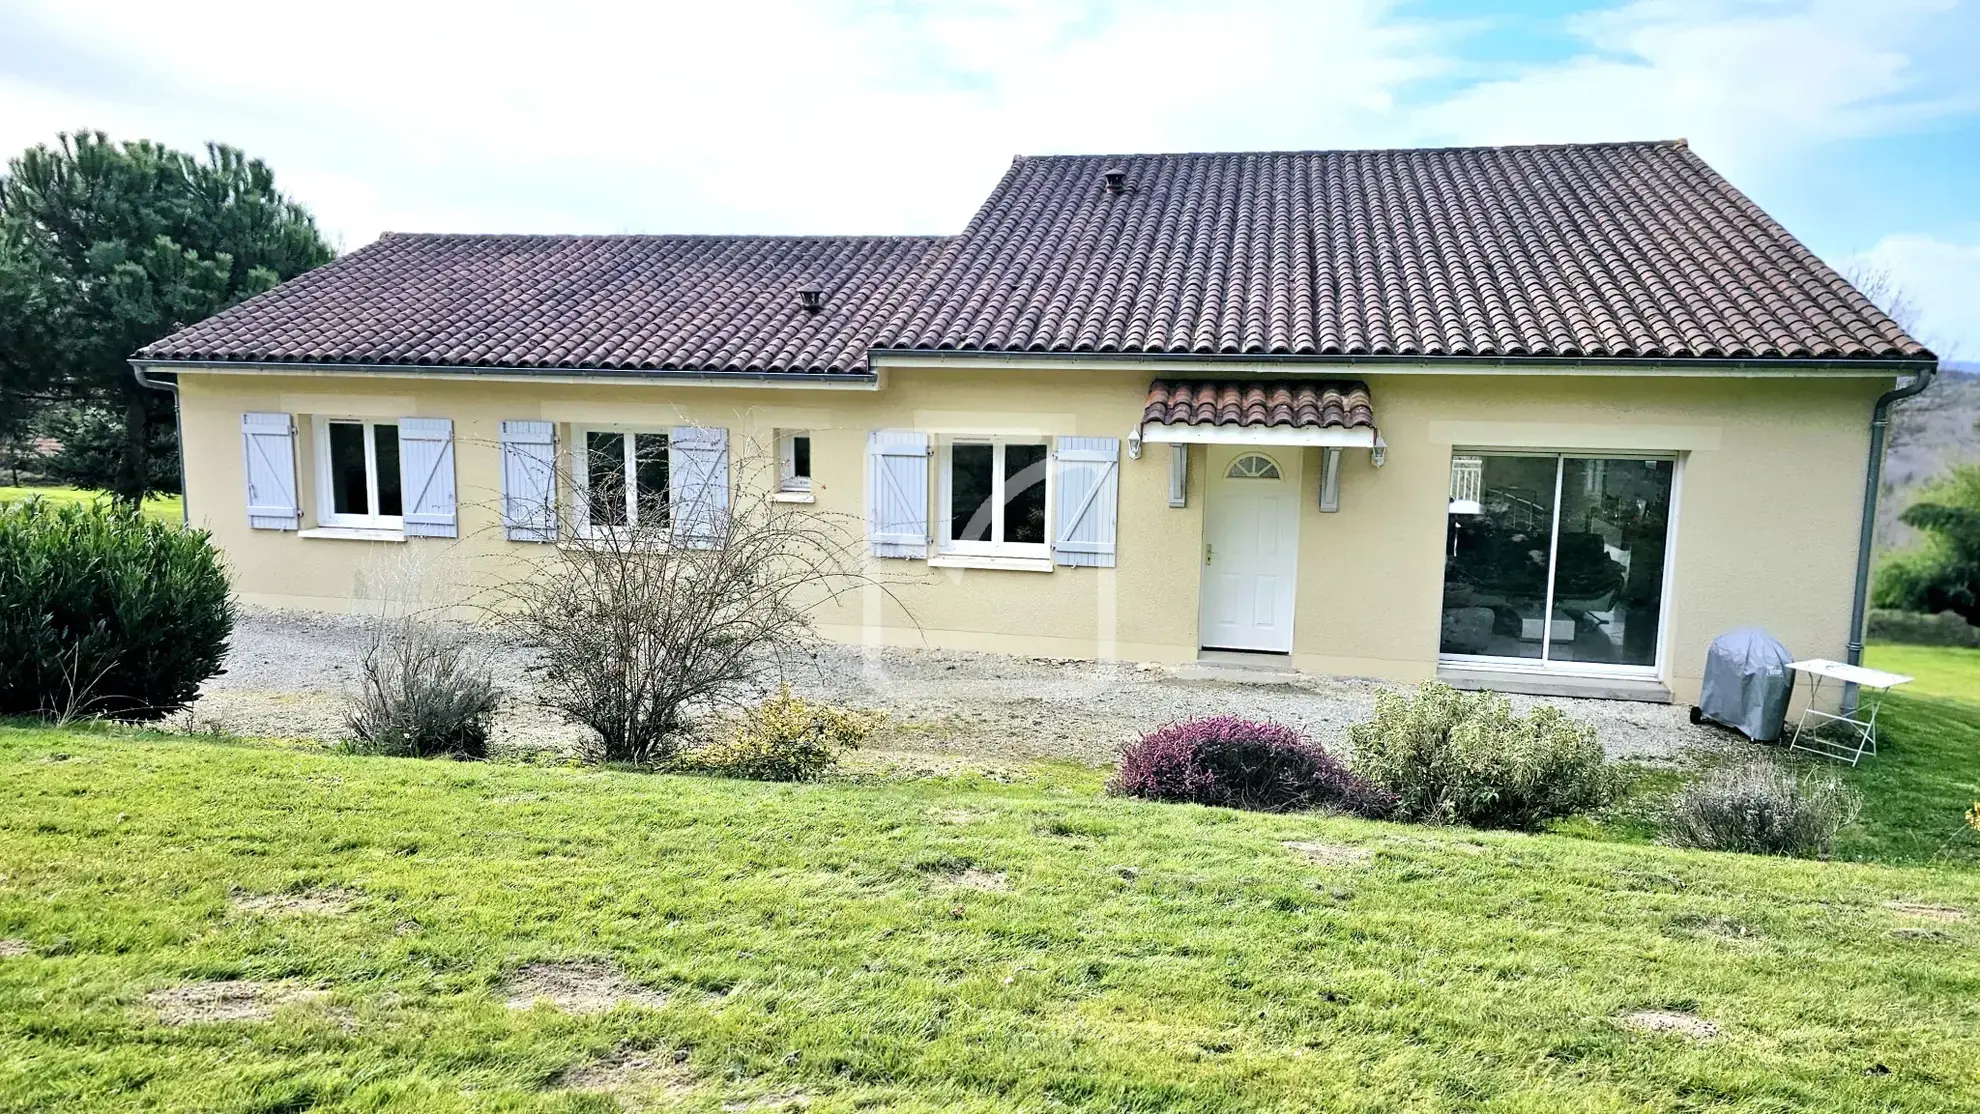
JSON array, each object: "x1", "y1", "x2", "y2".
[{"x1": 1880, "y1": 361, "x2": 1980, "y2": 551}]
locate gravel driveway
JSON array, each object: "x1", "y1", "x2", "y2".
[{"x1": 190, "y1": 609, "x2": 1724, "y2": 766}]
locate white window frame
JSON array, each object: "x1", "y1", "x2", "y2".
[
  {"x1": 313, "y1": 416, "x2": 404, "y2": 531},
  {"x1": 1437, "y1": 448, "x2": 1682, "y2": 680},
  {"x1": 574, "y1": 426, "x2": 669, "y2": 538},
  {"x1": 937, "y1": 435, "x2": 1052, "y2": 560},
  {"x1": 778, "y1": 430, "x2": 812, "y2": 492}
]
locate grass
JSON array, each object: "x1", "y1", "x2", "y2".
[
  {"x1": 4, "y1": 724, "x2": 1980, "y2": 1112},
  {"x1": 0, "y1": 484, "x2": 184, "y2": 525},
  {"x1": 1867, "y1": 641, "x2": 1980, "y2": 705}
]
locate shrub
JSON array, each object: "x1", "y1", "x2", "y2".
[
  {"x1": 0, "y1": 497, "x2": 231, "y2": 719},
  {"x1": 1662, "y1": 761, "x2": 1861, "y2": 857},
  {"x1": 678, "y1": 685, "x2": 877, "y2": 781},
  {"x1": 1108, "y1": 716, "x2": 1396, "y2": 816},
  {"x1": 1865, "y1": 607, "x2": 1980, "y2": 648},
  {"x1": 1872, "y1": 464, "x2": 1980, "y2": 625},
  {"x1": 343, "y1": 612, "x2": 501, "y2": 759},
  {"x1": 1347, "y1": 682, "x2": 1610, "y2": 829}
]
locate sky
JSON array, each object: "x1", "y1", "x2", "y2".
[{"x1": 2, "y1": 0, "x2": 1976, "y2": 358}]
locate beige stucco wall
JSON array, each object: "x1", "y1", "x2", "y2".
[{"x1": 175, "y1": 365, "x2": 1890, "y2": 703}]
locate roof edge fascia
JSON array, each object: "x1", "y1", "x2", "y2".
[
  {"x1": 868, "y1": 349, "x2": 1933, "y2": 378},
  {"x1": 129, "y1": 359, "x2": 882, "y2": 390}
]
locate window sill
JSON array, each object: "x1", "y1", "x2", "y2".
[
  {"x1": 928, "y1": 552, "x2": 1054, "y2": 573},
  {"x1": 771, "y1": 491, "x2": 816, "y2": 504},
  {"x1": 299, "y1": 526, "x2": 406, "y2": 543}
]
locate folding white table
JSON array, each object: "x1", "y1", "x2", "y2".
[{"x1": 1785, "y1": 658, "x2": 1913, "y2": 766}]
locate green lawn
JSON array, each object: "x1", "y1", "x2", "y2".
[
  {"x1": 1867, "y1": 641, "x2": 1980, "y2": 706},
  {"x1": 0, "y1": 484, "x2": 184, "y2": 525},
  {"x1": 5, "y1": 724, "x2": 1980, "y2": 1113}
]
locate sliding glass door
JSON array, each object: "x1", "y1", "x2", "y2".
[{"x1": 1440, "y1": 452, "x2": 1675, "y2": 671}]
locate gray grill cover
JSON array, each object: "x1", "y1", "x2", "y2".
[{"x1": 1697, "y1": 628, "x2": 1796, "y2": 742}]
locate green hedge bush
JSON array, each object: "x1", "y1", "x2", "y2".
[
  {"x1": 1865, "y1": 607, "x2": 1980, "y2": 648},
  {"x1": 1347, "y1": 682, "x2": 1610, "y2": 830},
  {"x1": 0, "y1": 498, "x2": 232, "y2": 719}
]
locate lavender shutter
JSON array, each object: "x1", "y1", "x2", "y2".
[
  {"x1": 867, "y1": 430, "x2": 929, "y2": 558},
  {"x1": 500, "y1": 420, "x2": 558, "y2": 542},
  {"x1": 397, "y1": 418, "x2": 457, "y2": 538},
  {"x1": 1052, "y1": 436, "x2": 1119, "y2": 567},
  {"x1": 670, "y1": 426, "x2": 729, "y2": 549},
  {"x1": 240, "y1": 412, "x2": 300, "y2": 530}
]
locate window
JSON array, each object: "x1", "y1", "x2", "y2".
[
  {"x1": 939, "y1": 436, "x2": 1049, "y2": 557},
  {"x1": 579, "y1": 429, "x2": 669, "y2": 533},
  {"x1": 1439, "y1": 452, "x2": 1675, "y2": 671},
  {"x1": 315, "y1": 418, "x2": 402, "y2": 528},
  {"x1": 779, "y1": 431, "x2": 812, "y2": 492},
  {"x1": 1225, "y1": 452, "x2": 1282, "y2": 480}
]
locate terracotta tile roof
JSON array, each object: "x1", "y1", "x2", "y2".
[
  {"x1": 136, "y1": 141, "x2": 1930, "y2": 373},
  {"x1": 138, "y1": 234, "x2": 947, "y2": 374},
  {"x1": 890, "y1": 141, "x2": 1927, "y2": 363},
  {"x1": 1143, "y1": 380, "x2": 1374, "y2": 429}
]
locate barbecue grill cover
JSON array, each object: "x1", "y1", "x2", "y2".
[{"x1": 1697, "y1": 628, "x2": 1796, "y2": 742}]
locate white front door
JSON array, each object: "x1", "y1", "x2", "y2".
[{"x1": 1198, "y1": 446, "x2": 1301, "y2": 652}]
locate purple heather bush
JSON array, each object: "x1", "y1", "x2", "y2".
[{"x1": 1108, "y1": 716, "x2": 1397, "y2": 816}]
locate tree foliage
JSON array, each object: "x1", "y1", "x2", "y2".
[
  {"x1": 0, "y1": 132, "x2": 333, "y2": 501},
  {"x1": 1873, "y1": 464, "x2": 1980, "y2": 624}
]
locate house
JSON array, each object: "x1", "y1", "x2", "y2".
[{"x1": 131, "y1": 141, "x2": 1934, "y2": 704}]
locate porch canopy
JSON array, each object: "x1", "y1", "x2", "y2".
[{"x1": 1139, "y1": 379, "x2": 1377, "y2": 447}]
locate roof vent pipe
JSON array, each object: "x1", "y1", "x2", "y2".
[
  {"x1": 797, "y1": 284, "x2": 824, "y2": 314},
  {"x1": 1101, "y1": 167, "x2": 1127, "y2": 195}
]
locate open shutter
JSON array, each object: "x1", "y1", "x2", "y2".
[
  {"x1": 500, "y1": 420, "x2": 558, "y2": 542},
  {"x1": 1053, "y1": 436, "x2": 1119, "y2": 567},
  {"x1": 241, "y1": 412, "x2": 300, "y2": 530},
  {"x1": 398, "y1": 418, "x2": 457, "y2": 538},
  {"x1": 670, "y1": 426, "x2": 729, "y2": 549},
  {"x1": 867, "y1": 431, "x2": 929, "y2": 558}
]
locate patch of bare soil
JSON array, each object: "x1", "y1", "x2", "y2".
[
  {"x1": 940, "y1": 868, "x2": 1011, "y2": 892},
  {"x1": 558, "y1": 1048, "x2": 696, "y2": 1102},
  {"x1": 1884, "y1": 900, "x2": 1967, "y2": 923},
  {"x1": 147, "y1": 980, "x2": 328, "y2": 1024},
  {"x1": 723, "y1": 1093, "x2": 812, "y2": 1112},
  {"x1": 1892, "y1": 926, "x2": 1955, "y2": 943},
  {"x1": 232, "y1": 887, "x2": 359, "y2": 917},
  {"x1": 0, "y1": 939, "x2": 29, "y2": 957},
  {"x1": 928, "y1": 807, "x2": 992, "y2": 825},
  {"x1": 503, "y1": 961, "x2": 669, "y2": 1014},
  {"x1": 1620, "y1": 1010, "x2": 1719, "y2": 1039},
  {"x1": 1283, "y1": 841, "x2": 1373, "y2": 867}
]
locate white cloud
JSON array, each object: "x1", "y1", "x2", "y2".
[
  {"x1": 0, "y1": 0, "x2": 1455, "y2": 246},
  {"x1": 1410, "y1": 0, "x2": 1978, "y2": 185},
  {"x1": 1856, "y1": 235, "x2": 1980, "y2": 359}
]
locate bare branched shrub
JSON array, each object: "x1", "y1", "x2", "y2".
[
  {"x1": 1663, "y1": 760, "x2": 1861, "y2": 858},
  {"x1": 344, "y1": 551, "x2": 501, "y2": 759},
  {"x1": 482, "y1": 443, "x2": 891, "y2": 766}
]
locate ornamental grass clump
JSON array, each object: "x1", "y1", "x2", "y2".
[
  {"x1": 680, "y1": 685, "x2": 878, "y2": 781},
  {"x1": 1662, "y1": 760, "x2": 1861, "y2": 858},
  {"x1": 1348, "y1": 682, "x2": 1610, "y2": 829},
  {"x1": 1109, "y1": 716, "x2": 1396, "y2": 816},
  {"x1": 343, "y1": 612, "x2": 502, "y2": 760}
]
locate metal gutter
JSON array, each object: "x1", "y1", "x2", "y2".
[
  {"x1": 129, "y1": 358, "x2": 880, "y2": 387},
  {"x1": 129, "y1": 364, "x2": 190, "y2": 526},
  {"x1": 1843, "y1": 361, "x2": 1938, "y2": 711},
  {"x1": 866, "y1": 347, "x2": 1935, "y2": 376}
]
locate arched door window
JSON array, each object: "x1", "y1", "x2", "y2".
[{"x1": 1225, "y1": 452, "x2": 1282, "y2": 480}]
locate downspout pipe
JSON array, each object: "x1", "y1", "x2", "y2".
[
  {"x1": 1843, "y1": 361, "x2": 1937, "y2": 711},
  {"x1": 129, "y1": 363, "x2": 189, "y2": 527}
]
